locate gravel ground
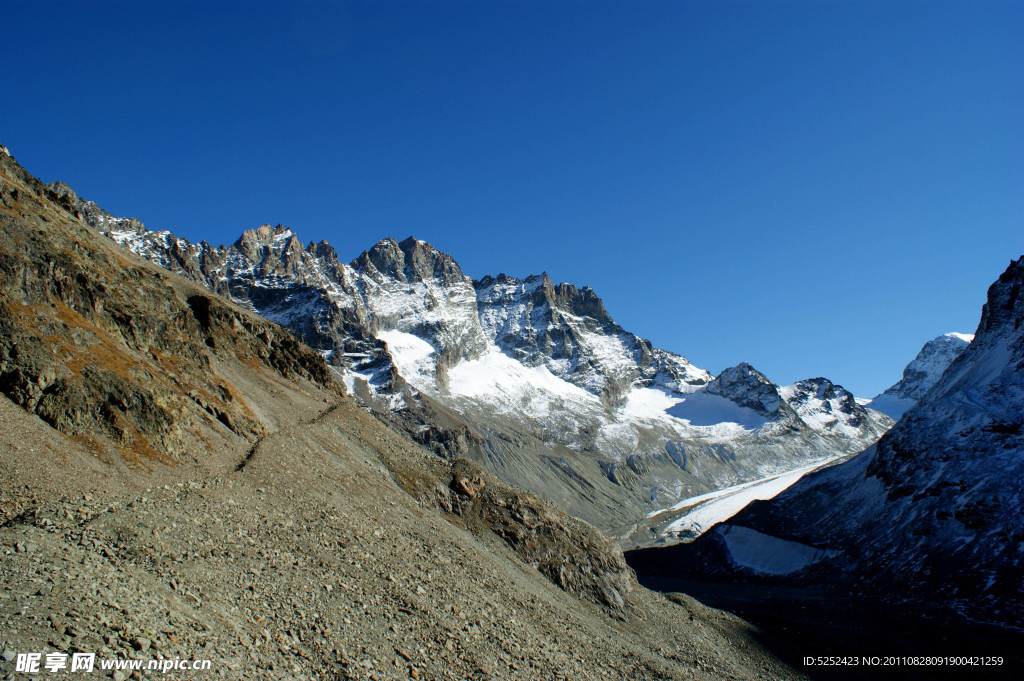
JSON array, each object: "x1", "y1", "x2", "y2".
[{"x1": 2, "y1": 397, "x2": 806, "y2": 681}]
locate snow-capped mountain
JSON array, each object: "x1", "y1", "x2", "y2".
[
  {"x1": 631, "y1": 372, "x2": 891, "y2": 544},
  {"x1": 866, "y1": 332, "x2": 973, "y2": 419},
  {"x1": 474, "y1": 273, "x2": 711, "y2": 404},
  {"x1": 780, "y1": 377, "x2": 881, "y2": 440},
  {"x1": 629, "y1": 256, "x2": 1024, "y2": 626},
  {"x1": 55, "y1": 186, "x2": 893, "y2": 539}
]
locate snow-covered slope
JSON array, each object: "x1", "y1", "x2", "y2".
[
  {"x1": 866, "y1": 332, "x2": 973, "y2": 419},
  {"x1": 630, "y1": 257, "x2": 1024, "y2": 626},
  {"x1": 649, "y1": 458, "x2": 837, "y2": 540},
  {"x1": 781, "y1": 377, "x2": 890, "y2": 440},
  {"x1": 57, "y1": 187, "x2": 893, "y2": 538},
  {"x1": 475, "y1": 273, "x2": 710, "y2": 403},
  {"x1": 625, "y1": 371, "x2": 894, "y2": 545}
]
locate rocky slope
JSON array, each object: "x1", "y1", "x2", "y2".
[
  {"x1": 1, "y1": 156, "x2": 337, "y2": 471},
  {"x1": 866, "y1": 332, "x2": 973, "y2": 419},
  {"x1": 0, "y1": 145, "x2": 808, "y2": 679},
  {"x1": 628, "y1": 257, "x2": 1024, "y2": 629},
  {"x1": 54, "y1": 186, "x2": 891, "y2": 540}
]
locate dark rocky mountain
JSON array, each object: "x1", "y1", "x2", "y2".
[
  {"x1": 47, "y1": 177, "x2": 893, "y2": 541},
  {"x1": 629, "y1": 256, "x2": 1024, "y2": 628},
  {"x1": 704, "y1": 363, "x2": 794, "y2": 424}
]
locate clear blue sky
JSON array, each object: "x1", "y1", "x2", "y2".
[{"x1": 3, "y1": 1, "x2": 1021, "y2": 397}]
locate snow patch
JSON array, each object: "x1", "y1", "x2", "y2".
[
  {"x1": 658, "y1": 459, "x2": 835, "y2": 536},
  {"x1": 864, "y1": 394, "x2": 916, "y2": 420},
  {"x1": 620, "y1": 387, "x2": 682, "y2": 421},
  {"x1": 719, "y1": 525, "x2": 838, "y2": 575},
  {"x1": 377, "y1": 330, "x2": 437, "y2": 387},
  {"x1": 666, "y1": 392, "x2": 766, "y2": 430},
  {"x1": 447, "y1": 347, "x2": 598, "y2": 419}
]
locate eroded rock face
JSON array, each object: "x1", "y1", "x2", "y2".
[
  {"x1": 401, "y1": 458, "x2": 633, "y2": 610},
  {"x1": 474, "y1": 273, "x2": 710, "y2": 406}
]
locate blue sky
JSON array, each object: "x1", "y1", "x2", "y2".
[{"x1": 3, "y1": 0, "x2": 1021, "y2": 397}]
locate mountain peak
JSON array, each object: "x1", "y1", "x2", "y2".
[
  {"x1": 974, "y1": 256, "x2": 1024, "y2": 340},
  {"x1": 867, "y1": 330, "x2": 974, "y2": 419},
  {"x1": 354, "y1": 236, "x2": 465, "y2": 285},
  {"x1": 240, "y1": 223, "x2": 292, "y2": 242},
  {"x1": 924, "y1": 255, "x2": 1024, "y2": 405},
  {"x1": 779, "y1": 377, "x2": 887, "y2": 436},
  {"x1": 789, "y1": 376, "x2": 850, "y2": 400},
  {"x1": 397, "y1": 235, "x2": 426, "y2": 250},
  {"x1": 230, "y1": 224, "x2": 303, "y2": 267},
  {"x1": 944, "y1": 331, "x2": 975, "y2": 343},
  {"x1": 706, "y1": 363, "x2": 786, "y2": 417}
]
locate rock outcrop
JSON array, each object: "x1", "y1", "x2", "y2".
[{"x1": 1, "y1": 153, "x2": 337, "y2": 464}]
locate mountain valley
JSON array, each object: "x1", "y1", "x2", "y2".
[
  {"x1": 0, "y1": 145, "x2": 812, "y2": 680},
  {"x1": 4, "y1": 141, "x2": 1021, "y2": 680},
  {"x1": 51, "y1": 183, "x2": 893, "y2": 543}
]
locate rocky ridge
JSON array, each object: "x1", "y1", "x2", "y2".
[
  {"x1": 1, "y1": 155, "x2": 337, "y2": 470},
  {"x1": 473, "y1": 272, "x2": 711, "y2": 404}
]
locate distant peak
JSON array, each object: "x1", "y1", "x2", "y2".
[
  {"x1": 707, "y1": 363, "x2": 786, "y2": 416},
  {"x1": 731, "y1": 361, "x2": 759, "y2": 375},
  {"x1": 398, "y1": 235, "x2": 430, "y2": 249},
  {"x1": 786, "y1": 377, "x2": 858, "y2": 404},
  {"x1": 715, "y1": 362, "x2": 773, "y2": 386},
  {"x1": 238, "y1": 223, "x2": 294, "y2": 247},
  {"x1": 871, "y1": 329, "x2": 975, "y2": 409},
  {"x1": 790, "y1": 376, "x2": 851, "y2": 392},
  {"x1": 354, "y1": 236, "x2": 465, "y2": 284}
]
